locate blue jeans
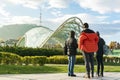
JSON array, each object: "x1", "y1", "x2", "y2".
[{"x1": 68, "y1": 55, "x2": 76, "y2": 75}]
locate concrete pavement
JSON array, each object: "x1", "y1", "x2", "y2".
[{"x1": 0, "y1": 72, "x2": 120, "y2": 80}]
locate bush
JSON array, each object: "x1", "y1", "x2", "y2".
[
  {"x1": 0, "y1": 46, "x2": 63, "y2": 57},
  {"x1": 103, "y1": 55, "x2": 120, "y2": 64},
  {"x1": 0, "y1": 51, "x2": 119, "y2": 65},
  {"x1": 23, "y1": 56, "x2": 47, "y2": 66},
  {"x1": 46, "y1": 55, "x2": 120, "y2": 64},
  {"x1": 31, "y1": 56, "x2": 47, "y2": 66},
  {"x1": 47, "y1": 56, "x2": 68, "y2": 64},
  {"x1": 46, "y1": 55, "x2": 85, "y2": 64},
  {"x1": 76, "y1": 56, "x2": 84, "y2": 64},
  {"x1": 0, "y1": 52, "x2": 47, "y2": 66},
  {"x1": 0, "y1": 52, "x2": 21, "y2": 65}
]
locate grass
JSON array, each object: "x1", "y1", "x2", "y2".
[{"x1": 0, "y1": 64, "x2": 120, "y2": 74}]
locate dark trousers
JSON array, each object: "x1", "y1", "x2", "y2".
[
  {"x1": 96, "y1": 55, "x2": 104, "y2": 76},
  {"x1": 83, "y1": 52, "x2": 94, "y2": 76}
]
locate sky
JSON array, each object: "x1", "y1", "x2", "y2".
[{"x1": 0, "y1": 0, "x2": 120, "y2": 45}]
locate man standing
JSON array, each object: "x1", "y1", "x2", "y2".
[
  {"x1": 64, "y1": 30, "x2": 78, "y2": 77},
  {"x1": 96, "y1": 31, "x2": 105, "y2": 77},
  {"x1": 78, "y1": 23, "x2": 98, "y2": 78}
]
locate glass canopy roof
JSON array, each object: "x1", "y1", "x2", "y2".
[{"x1": 17, "y1": 17, "x2": 83, "y2": 48}]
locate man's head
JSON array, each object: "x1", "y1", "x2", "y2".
[
  {"x1": 69, "y1": 30, "x2": 75, "y2": 38},
  {"x1": 82, "y1": 23, "x2": 89, "y2": 29}
]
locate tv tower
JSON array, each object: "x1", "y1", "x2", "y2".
[{"x1": 40, "y1": 7, "x2": 42, "y2": 26}]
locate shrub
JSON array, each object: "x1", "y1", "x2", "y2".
[
  {"x1": 23, "y1": 56, "x2": 47, "y2": 66},
  {"x1": 0, "y1": 51, "x2": 120, "y2": 65},
  {"x1": 47, "y1": 56, "x2": 68, "y2": 64},
  {"x1": 46, "y1": 55, "x2": 84, "y2": 64},
  {"x1": 31, "y1": 56, "x2": 47, "y2": 66},
  {"x1": 76, "y1": 56, "x2": 84, "y2": 64},
  {"x1": 0, "y1": 52, "x2": 47, "y2": 66},
  {"x1": 23, "y1": 56, "x2": 32, "y2": 65},
  {"x1": 0, "y1": 52, "x2": 21, "y2": 65},
  {"x1": 0, "y1": 46, "x2": 63, "y2": 56},
  {"x1": 103, "y1": 55, "x2": 120, "y2": 64}
]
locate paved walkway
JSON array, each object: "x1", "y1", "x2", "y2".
[{"x1": 0, "y1": 72, "x2": 120, "y2": 80}]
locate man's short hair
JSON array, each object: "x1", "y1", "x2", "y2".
[
  {"x1": 70, "y1": 30, "x2": 75, "y2": 35},
  {"x1": 83, "y1": 23, "x2": 89, "y2": 28}
]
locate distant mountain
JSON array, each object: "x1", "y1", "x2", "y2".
[{"x1": 0, "y1": 24, "x2": 39, "y2": 40}]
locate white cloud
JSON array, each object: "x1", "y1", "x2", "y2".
[
  {"x1": 7, "y1": 0, "x2": 45, "y2": 9},
  {"x1": 51, "y1": 9, "x2": 63, "y2": 17},
  {"x1": 48, "y1": 13, "x2": 108, "y2": 25},
  {"x1": 76, "y1": 0, "x2": 120, "y2": 14},
  {"x1": 76, "y1": 14, "x2": 108, "y2": 24},
  {"x1": 0, "y1": 4, "x2": 10, "y2": 17},
  {"x1": 7, "y1": 0, "x2": 120, "y2": 14},
  {"x1": 48, "y1": 0, "x2": 70, "y2": 9},
  {"x1": 0, "y1": 16, "x2": 40, "y2": 26},
  {"x1": 113, "y1": 20, "x2": 120, "y2": 24}
]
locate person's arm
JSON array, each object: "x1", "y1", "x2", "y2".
[
  {"x1": 78, "y1": 33, "x2": 87, "y2": 50},
  {"x1": 95, "y1": 34, "x2": 99, "y2": 44},
  {"x1": 63, "y1": 41, "x2": 67, "y2": 55},
  {"x1": 103, "y1": 39, "x2": 105, "y2": 45},
  {"x1": 74, "y1": 39, "x2": 78, "y2": 49}
]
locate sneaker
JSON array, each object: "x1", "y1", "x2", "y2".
[
  {"x1": 96, "y1": 73, "x2": 100, "y2": 77},
  {"x1": 83, "y1": 74, "x2": 90, "y2": 79},
  {"x1": 91, "y1": 74, "x2": 94, "y2": 78},
  {"x1": 97, "y1": 75, "x2": 100, "y2": 77},
  {"x1": 70, "y1": 74, "x2": 76, "y2": 77},
  {"x1": 101, "y1": 74, "x2": 104, "y2": 77}
]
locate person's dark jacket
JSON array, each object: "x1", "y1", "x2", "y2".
[
  {"x1": 64, "y1": 37, "x2": 78, "y2": 55},
  {"x1": 96, "y1": 37, "x2": 105, "y2": 55},
  {"x1": 64, "y1": 31, "x2": 78, "y2": 55}
]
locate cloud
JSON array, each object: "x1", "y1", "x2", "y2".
[
  {"x1": 0, "y1": 16, "x2": 40, "y2": 26},
  {"x1": 76, "y1": 0, "x2": 120, "y2": 14},
  {"x1": 51, "y1": 9, "x2": 63, "y2": 17},
  {"x1": 0, "y1": 4, "x2": 10, "y2": 17},
  {"x1": 76, "y1": 14, "x2": 108, "y2": 24},
  {"x1": 7, "y1": 0, "x2": 45, "y2": 9},
  {"x1": 113, "y1": 20, "x2": 120, "y2": 24},
  {"x1": 48, "y1": 13, "x2": 108, "y2": 25},
  {"x1": 48, "y1": 0, "x2": 70, "y2": 9},
  {"x1": 0, "y1": 2, "x2": 11, "y2": 27},
  {"x1": 7, "y1": 0, "x2": 71, "y2": 9}
]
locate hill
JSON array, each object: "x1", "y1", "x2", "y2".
[{"x1": 0, "y1": 24, "x2": 38, "y2": 40}]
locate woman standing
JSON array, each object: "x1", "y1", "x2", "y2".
[{"x1": 96, "y1": 31, "x2": 105, "y2": 77}]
